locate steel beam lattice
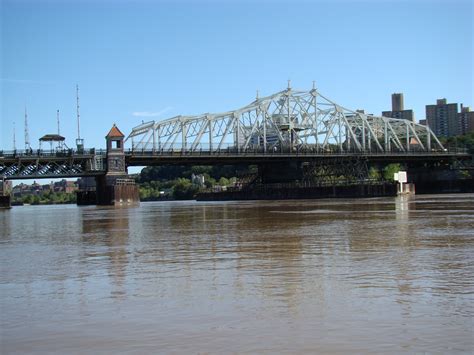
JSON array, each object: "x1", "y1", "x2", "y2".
[
  {"x1": 126, "y1": 86, "x2": 445, "y2": 154},
  {"x1": 0, "y1": 152, "x2": 106, "y2": 180}
]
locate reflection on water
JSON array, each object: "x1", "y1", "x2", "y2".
[{"x1": 1, "y1": 194, "x2": 473, "y2": 353}]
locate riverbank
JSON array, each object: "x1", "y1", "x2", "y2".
[{"x1": 11, "y1": 201, "x2": 75, "y2": 206}]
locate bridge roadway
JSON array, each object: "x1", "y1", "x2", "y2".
[
  {"x1": 126, "y1": 148, "x2": 471, "y2": 166},
  {"x1": 0, "y1": 147, "x2": 471, "y2": 180},
  {"x1": 0, "y1": 149, "x2": 106, "y2": 180}
]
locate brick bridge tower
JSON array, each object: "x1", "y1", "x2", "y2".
[
  {"x1": 105, "y1": 124, "x2": 127, "y2": 180},
  {"x1": 95, "y1": 124, "x2": 139, "y2": 205}
]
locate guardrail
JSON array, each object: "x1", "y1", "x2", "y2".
[
  {"x1": 1, "y1": 146, "x2": 469, "y2": 159},
  {"x1": 126, "y1": 146, "x2": 469, "y2": 156},
  {"x1": 0, "y1": 148, "x2": 107, "y2": 158},
  {"x1": 115, "y1": 178, "x2": 136, "y2": 186}
]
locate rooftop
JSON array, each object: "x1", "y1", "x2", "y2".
[{"x1": 106, "y1": 124, "x2": 125, "y2": 138}]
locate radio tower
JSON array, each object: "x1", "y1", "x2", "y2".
[
  {"x1": 13, "y1": 121, "x2": 16, "y2": 151},
  {"x1": 57, "y1": 109, "x2": 61, "y2": 135},
  {"x1": 24, "y1": 107, "x2": 30, "y2": 151},
  {"x1": 57, "y1": 109, "x2": 63, "y2": 149},
  {"x1": 75, "y1": 84, "x2": 84, "y2": 151}
]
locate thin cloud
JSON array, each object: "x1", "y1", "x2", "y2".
[
  {"x1": 132, "y1": 107, "x2": 173, "y2": 118},
  {"x1": 1, "y1": 78, "x2": 52, "y2": 84}
]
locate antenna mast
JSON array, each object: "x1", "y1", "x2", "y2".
[
  {"x1": 56, "y1": 109, "x2": 63, "y2": 149},
  {"x1": 24, "y1": 107, "x2": 30, "y2": 150},
  {"x1": 13, "y1": 121, "x2": 16, "y2": 151},
  {"x1": 76, "y1": 84, "x2": 81, "y2": 139},
  {"x1": 75, "y1": 84, "x2": 84, "y2": 151},
  {"x1": 57, "y1": 109, "x2": 60, "y2": 136}
]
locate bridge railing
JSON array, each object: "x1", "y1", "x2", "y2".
[
  {"x1": 0, "y1": 148, "x2": 107, "y2": 158},
  {"x1": 126, "y1": 145, "x2": 469, "y2": 156}
]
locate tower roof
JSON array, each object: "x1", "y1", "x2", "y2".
[{"x1": 106, "y1": 124, "x2": 125, "y2": 138}]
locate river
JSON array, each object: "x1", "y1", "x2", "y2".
[{"x1": 1, "y1": 194, "x2": 473, "y2": 353}]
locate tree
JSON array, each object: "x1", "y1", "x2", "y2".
[
  {"x1": 383, "y1": 163, "x2": 401, "y2": 181},
  {"x1": 172, "y1": 178, "x2": 199, "y2": 200},
  {"x1": 218, "y1": 177, "x2": 230, "y2": 186},
  {"x1": 368, "y1": 166, "x2": 381, "y2": 180}
]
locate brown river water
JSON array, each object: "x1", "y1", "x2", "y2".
[{"x1": 1, "y1": 194, "x2": 473, "y2": 354}]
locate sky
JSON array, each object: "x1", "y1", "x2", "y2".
[{"x1": 1, "y1": 0, "x2": 473, "y2": 153}]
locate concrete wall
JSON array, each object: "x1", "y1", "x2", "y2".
[
  {"x1": 197, "y1": 183, "x2": 397, "y2": 201},
  {"x1": 77, "y1": 176, "x2": 140, "y2": 206},
  {"x1": 113, "y1": 184, "x2": 140, "y2": 205}
]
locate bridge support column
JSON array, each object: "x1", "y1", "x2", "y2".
[
  {"x1": 101, "y1": 124, "x2": 139, "y2": 206},
  {"x1": 78, "y1": 125, "x2": 140, "y2": 206},
  {"x1": 0, "y1": 179, "x2": 11, "y2": 209},
  {"x1": 95, "y1": 175, "x2": 139, "y2": 206},
  {"x1": 0, "y1": 195, "x2": 11, "y2": 209}
]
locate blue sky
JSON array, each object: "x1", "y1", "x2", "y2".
[{"x1": 1, "y1": 0, "x2": 473, "y2": 151}]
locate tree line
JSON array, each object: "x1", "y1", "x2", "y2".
[
  {"x1": 12, "y1": 190, "x2": 76, "y2": 205},
  {"x1": 137, "y1": 165, "x2": 250, "y2": 200}
]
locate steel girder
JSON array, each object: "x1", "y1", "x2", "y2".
[
  {"x1": 302, "y1": 158, "x2": 370, "y2": 185},
  {"x1": 0, "y1": 155, "x2": 105, "y2": 179},
  {"x1": 125, "y1": 87, "x2": 445, "y2": 154}
]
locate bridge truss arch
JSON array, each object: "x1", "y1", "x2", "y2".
[{"x1": 126, "y1": 87, "x2": 444, "y2": 154}]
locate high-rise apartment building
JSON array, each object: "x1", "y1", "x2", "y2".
[
  {"x1": 391, "y1": 93, "x2": 404, "y2": 111},
  {"x1": 382, "y1": 93, "x2": 415, "y2": 122},
  {"x1": 458, "y1": 105, "x2": 474, "y2": 135},
  {"x1": 425, "y1": 99, "x2": 459, "y2": 137}
]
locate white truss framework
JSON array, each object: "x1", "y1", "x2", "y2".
[{"x1": 126, "y1": 87, "x2": 444, "y2": 154}]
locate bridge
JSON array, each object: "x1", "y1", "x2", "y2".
[
  {"x1": 127, "y1": 85, "x2": 446, "y2": 155},
  {"x1": 0, "y1": 85, "x2": 471, "y2": 204},
  {"x1": 1, "y1": 147, "x2": 467, "y2": 180},
  {"x1": 1, "y1": 85, "x2": 470, "y2": 179}
]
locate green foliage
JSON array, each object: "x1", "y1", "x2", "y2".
[
  {"x1": 383, "y1": 163, "x2": 401, "y2": 181},
  {"x1": 13, "y1": 191, "x2": 76, "y2": 205},
  {"x1": 204, "y1": 176, "x2": 216, "y2": 188},
  {"x1": 368, "y1": 167, "x2": 381, "y2": 180},
  {"x1": 441, "y1": 132, "x2": 474, "y2": 155},
  {"x1": 218, "y1": 177, "x2": 230, "y2": 186},
  {"x1": 135, "y1": 164, "x2": 253, "y2": 200},
  {"x1": 172, "y1": 178, "x2": 199, "y2": 200},
  {"x1": 138, "y1": 164, "x2": 249, "y2": 183}
]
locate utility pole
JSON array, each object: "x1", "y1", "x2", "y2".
[
  {"x1": 13, "y1": 121, "x2": 16, "y2": 151},
  {"x1": 57, "y1": 109, "x2": 60, "y2": 136},
  {"x1": 76, "y1": 84, "x2": 84, "y2": 151},
  {"x1": 57, "y1": 109, "x2": 63, "y2": 149},
  {"x1": 24, "y1": 107, "x2": 30, "y2": 151}
]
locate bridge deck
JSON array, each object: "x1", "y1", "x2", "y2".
[
  {"x1": 126, "y1": 149, "x2": 471, "y2": 166},
  {"x1": 0, "y1": 150, "x2": 106, "y2": 180},
  {"x1": 1, "y1": 148, "x2": 471, "y2": 179}
]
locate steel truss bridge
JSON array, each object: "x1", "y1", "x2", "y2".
[
  {"x1": 0, "y1": 149, "x2": 107, "y2": 180},
  {"x1": 127, "y1": 86, "x2": 445, "y2": 155},
  {"x1": 0, "y1": 86, "x2": 471, "y2": 180}
]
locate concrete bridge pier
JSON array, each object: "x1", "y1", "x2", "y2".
[
  {"x1": 0, "y1": 179, "x2": 11, "y2": 209},
  {"x1": 95, "y1": 176, "x2": 139, "y2": 206},
  {"x1": 0, "y1": 195, "x2": 11, "y2": 209}
]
